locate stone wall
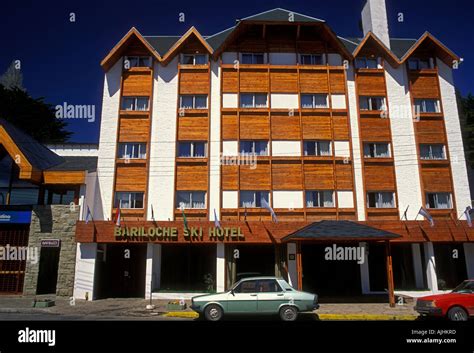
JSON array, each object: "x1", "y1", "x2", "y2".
[{"x1": 23, "y1": 205, "x2": 79, "y2": 296}]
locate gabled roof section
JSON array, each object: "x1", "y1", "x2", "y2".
[
  {"x1": 400, "y1": 32, "x2": 460, "y2": 68},
  {"x1": 101, "y1": 27, "x2": 161, "y2": 71},
  {"x1": 161, "y1": 27, "x2": 214, "y2": 65},
  {"x1": 144, "y1": 36, "x2": 182, "y2": 56},
  {"x1": 0, "y1": 118, "x2": 64, "y2": 181},
  {"x1": 239, "y1": 8, "x2": 325, "y2": 23},
  {"x1": 283, "y1": 221, "x2": 401, "y2": 241},
  {"x1": 353, "y1": 31, "x2": 401, "y2": 67}
]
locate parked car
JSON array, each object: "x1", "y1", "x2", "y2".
[
  {"x1": 414, "y1": 279, "x2": 474, "y2": 321},
  {"x1": 190, "y1": 276, "x2": 319, "y2": 321}
]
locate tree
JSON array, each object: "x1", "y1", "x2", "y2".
[
  {"x1": 0, "y1": 85, "x2": 71, "y2": 143},
  {"x1": 458, "y1": 92, "x2": 474, "y2": 168},
  {"x1": 0, "y1": 61, "x2": 24, "y2": 91}
]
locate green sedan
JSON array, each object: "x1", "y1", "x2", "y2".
[{"x1": 190, "y1": 276, "x2": 319, "y2": 321}]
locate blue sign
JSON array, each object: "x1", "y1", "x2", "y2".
[{"x1": 0, "y1": 211, "x2": 32, "y2": 224}]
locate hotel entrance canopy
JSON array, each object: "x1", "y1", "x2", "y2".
[{"x1": 283, "y1": 220, "x2": 401, "y2": 242}]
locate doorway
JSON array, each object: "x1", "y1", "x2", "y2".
[{"x1": 37, "y1": 246, "x2": 60, "y2": 295}]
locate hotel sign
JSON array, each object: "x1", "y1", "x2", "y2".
[{"x1": 114, "y1": 226, "x2": 244, "y2": 241}]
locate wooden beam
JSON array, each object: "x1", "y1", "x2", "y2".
[
  {"x1": 43, "y1": 170, "x2": 86, "y2": 185},
  {"x1": 296, "y1": 241, "x2": 303, "y2": 290},
  {"x1": 161, "y1": 27, "x2": 214, "y2": 65},
  {"x1": 385, "y1": 240, "x2": 396, "y2": 307}
]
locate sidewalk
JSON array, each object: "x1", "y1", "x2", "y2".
[{"x1": 0, "y1": 295, "x2": 418, "y2": 320}]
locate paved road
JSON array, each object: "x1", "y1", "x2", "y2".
[{"x1": 0, "y1": 312, "x2": 189, "y2": 321}]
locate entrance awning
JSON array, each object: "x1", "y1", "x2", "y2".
[{"x1": 283, "y1": 220, "x2": 401, "y2": 242}]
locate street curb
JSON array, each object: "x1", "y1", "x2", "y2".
[
  {"x1": 163, "y1": 311, "x2": 416, "y2": 320},
  {"x1": 0, "y1": 308, "x2": 53, "y2": 314}
]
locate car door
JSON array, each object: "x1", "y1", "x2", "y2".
[
  {"x1": 463, "y1": 282, "x2": 474, "y2": 315},
  {"x1": 256, "y1": 279, "x2": 286, "y2": 313},
  {"x1": 227, "y1": 279, "x2": 258, "y2": 313}
]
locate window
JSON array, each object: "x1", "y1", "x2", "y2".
[
  {"x1": 300, "y1": 54, "x2": 324, "y2": 65},
  {"x1": 359, "y1": 96, "x2": 386, "y2": 111},
  {"x1": 306, "y1": 191, "x2": 334, "y2": 208},
  {"x1": 121, "y1": 97, "x2": 149, "y2": 111},
  {"x1": 118, "y1": 143, "x2": 147, "y2": 159},
  {"x1": 178, "y1": 142, "x2": 207, "y2": 157},
  {"x1": 414, "y1": 99, "x2": 440, "y2": 113},
  {"x1": 234, "y1": 280, "x2": 258, "y2": 293},
  {"x1": 181, "y1": 54, "x2": 207, "y2": 65},
  {"x1": 124, "y1": 56, "x2": 151, "y2": 68},
  {"x1": 426, "y1": 192, "x2": 452, "y2": 209},
  {"x1": 241, "y1": 53, "x2": 265, "y2": 64},
  {"x1": 240, "y1": 93, "x2": 268, "y2": 108},
  {"x1": 301, "y1": 94, "x2": 328, "y2": 109},
  {"x1": 179, "y1": 95, "x2": 207, "y2": 109},
  {"x1": 419, "y1": 144, "x2": 446, "y2": 160},
  {"x1": 367, "y1": 192, "x2": 395, "y2": 208},
  {"x1": 303, "y1": 141, "x2": 332, "y2": 156},
  {"x1": 355, "y1": 57, "x2": 378, "y2": 69},
  {"x1": 408, "y1": 58, "x2": 431, "y2": 70},
  {"x1": 363, "y1": 143, "x2": 391, "y2": 158},
  {"x1": 240, "y1": 191, "x2": 269, "y2": 208},
  {"x1": 256, "y1": 279, "x2": 282, "y2": 293},
  {"x1": 114, "y1": 192, "x2": 144, "y2": 209},
  {"x1": 239, "y1": 141, "x2": 268, "y2": 156},
  {"x1": 176, "y1": 191, "x2": 206, "y2": 209}
]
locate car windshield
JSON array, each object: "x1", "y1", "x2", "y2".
[{"x1": 452, "y1": 281, "x2": 474, "y2": 293}]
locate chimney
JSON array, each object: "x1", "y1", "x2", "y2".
[{"x1": 361, "y1": 0, "x2": 390, "y2": 49}]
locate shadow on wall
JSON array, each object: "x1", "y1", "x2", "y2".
[
  {"x1": 35, "y1": 206, "x2": 53, "y2": 233},
  {"x1": 106, "y1": 58, "x2": 122, "y2": 97}
]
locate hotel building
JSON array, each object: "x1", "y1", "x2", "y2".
[{"x1": 69, "y1": 1, "x2": 473, "y2": 302}]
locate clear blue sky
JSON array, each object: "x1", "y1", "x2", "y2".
[{"x1": 1, "y1": 0, "x2": 472, "y2": 143}]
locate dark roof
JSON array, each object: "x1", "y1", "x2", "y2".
[
  {"x1": 239, "y1": 8, "x2": 324, "y2": 23},
  {"x1": 47, "y1": 156, "x2": 97, "y2": 172},
  {"x1": 284, "y1": 221, "x2": 401, "y2": 241},
  {"x1": 144, "y1": 36, "x2": 181, "y2": 56},
  {"x1": 205, "y1": 27, "x2": 236, "y2": 50},
  {"x1": 341, "y1": 36, "x2": 418, "y2": 58},
  {"x1": 0, "y1": 118, "x2": 64, "y2": 170}
]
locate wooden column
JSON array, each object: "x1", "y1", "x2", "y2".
[
  {"x1": 296, "y1": 241, "x2": 303, "y2": 290},
  {"x1": 385, "y1": 240, "x2": 395, "y2": 307}
]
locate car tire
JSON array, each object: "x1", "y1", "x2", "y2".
[
  {"x1": 280, "y1": 305, "x2": 298, "y2": 322},
  {"x1": 447, "y1": 306, "x2": 468, "y2": 321},
  {"x1": 204, "y1": 304, "x2": 223, "y2": 321}
]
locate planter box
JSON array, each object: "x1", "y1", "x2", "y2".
[
  {"x1": 166, "y1": 303, "x2": 187, "y2": 311},
  {"x1": 32, "y1": 299, "x2": 55, "y2": 308}
]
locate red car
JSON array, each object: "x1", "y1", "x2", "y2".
[{"x1": 415, "y1": 280, "x2": 474, "y2": 321}]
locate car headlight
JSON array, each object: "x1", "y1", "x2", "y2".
[{"x1": 417, "y1": 299, "x2": 436, "y2": 308}]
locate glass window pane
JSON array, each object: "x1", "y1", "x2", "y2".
[
  {"x1": 194, "y1": 54, "x2": 207, "y2": 64},
  {"x1": 240, "y1": 191, "x2": 255, "y2": 208},
  {"x1": 254, "y1": 54, "x2": 264, "y2": 64},
  {"x1": 134, "y1": 193, "x2": 144, "y2": 208},
  {"x1": 178, "y1": 143, "x2": 192, "y2": 157},
  {"x1": 139, "y1": 144, "x2": 146, "y2": 159},
  {"x1": 242, "y1": 54, "x2": 253, "y2": 64},
  {"x1": 301, "y1": 55, "x2": 311, "y2": 65},
  {"x1": 255, "y1": 94, "x2": 267, "y2": 108},
  {"x1": 419, "y1": 60, "x2": 430, "y2": 69},
  {"x1": 420, "y1": 144, "x2": 430, "y2": 159},
  {"x1": 136, "y1": 97, "x2": 149, "y2": 111},
  {"x1": 355, "y1": 58, "x2": 366, "y2": 69},
  {"x1": 240, "y1": 94, "x2": 254, "y2": 108},
  {"x1": 139, "y1": 57, "x2": 150, "y2": 67},
  {"x1": 191, "y1": 192, "x2": 206, "y2": 209},
  {"x1": 10, "y1": 188, "x2": 39, "y2": 205},
  {"x1": 256, "y1": 191, "x2": 269, "y2": 207},
  {"x1": 122, "y1": 97, "x2": 135, "y2": 110},
  {"x1": 436, "y1": 193, "x2": 450, "y2": 209},
  {"x1": 313, "y1": 55, "x2": 323, "y2": 65},
  {"x1": 194, "y1": 95, "x2": 207, "y2": 109},
  {"x1": 380, "y1": 192, "x2": 394, "y2": 208},
  {"x1": 182, "y1": 55, "x2": 194, "y2": 65},
  {"x1": 314, "y1": 95, "x2": 328, "y2": 108},
  {"x1": 367, "y1": 59, "x2": 378, "y2": 69},
  {"x1": 254, "y1": 141, "x2": 268, "y2": 156},
  {"x1": 318, "y1": 141, "x2": 331, "y2": 156},
  {"x1": 359, "y1": 97, "x2": 369, "y2": 110},
  {"x1": 194, "y1": 142, "x2": 206, "y2": 157},
  {"x1": 375, "y1": 143, "x2": 389, "y2": 157},
  {"x1": 431, "y1": 145, "x2": 444, "y2": 159},
  {"x1": 301, "y1": 95, "x2": 313, "y2": 108},
  {"x1": 304, "y1": 141, "x2": 316, "y2": 156},
  {"x1": 180, "y1": 96, "x2": 193, "y2": 109},
  {"x1": 408, "y1": 60, "x2": 418, "y2": 70},
  {"x1": 129, "y1": 57, "x2": 139, "y2": 67},
  {"x1": 322, "y1": 191, "x2": 334, "y2": 207},
  {"x1": 240, "y1": 141, "x2": 253, "y2": 155},
  {"x1": 177, "y1": 192, "x2": 191, "y2": 209},
  {"x1": 424, "y1": 100, "x2": 438, "y2": 113}
]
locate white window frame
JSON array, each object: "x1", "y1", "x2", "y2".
[
  {"x1": 414, "y1": 99, "x2": 440, "y2": 113},
  {"x1": 367, "y1": 192, "x2": 396, "y2": 209},
  {"x1": 239, "y1": 93, "x2": 268, "y2": 108},
  {"x1": 179, "y1": 95, "x2": 208, "y2": 109},
  {"x1": 363, "y1": 143, "x2": 391, "y2": 158},
  {"x1": 177, "y1": 141, "x2": 207, "y2": 158},
  {"x1": 121, "y1": 96, "x2": 149, "y2": 111},
  {"x1": 115, "y1": 192, "x2": 144, "y2": 209},
  {"x1": 239, "y1": 191, "x2": 270, "y2": 208},
  {"x1": 176, "y1": 191, "x2": 207, "y2": 209},
  {"x1": 425, "y1": 192, "x2": 452, "y2": 209},
  {"x1": 303, "y1": 140, "x2": 332, "y2": 156},
  {"x1": 124, "y1": 56, "x2": 152, "y2": 68},
  {"x1": 305, "y1": 190, "x2": 334, "y2": 208},
  {"x1": 299, "y1": 54, "x2": 324, "y2": 65},
  {"x1": 355, "y1": 57, "x2": 378, "y2": 69},
  {"x1": 419, "y1": 144, "x2": 446, "y2": 160},
  {"x1": 300, "y1": 94, "x2": 329, "y2": 109},
  {"x1": 118, "y1": 143, "x2": 147, "y2": 159},
  {"x1": 181, "y1": 53, "x2": 208, "y2": 65},
  {"x1": 240, "y1": 53, "x2": 265, "y2": 64}
]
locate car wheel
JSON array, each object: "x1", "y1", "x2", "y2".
[
  {"x1": 447, "y1": 306, "x2": 468, "y2": 321},
  {"x1": 204, "y1": 304, "x2": 223, "y2": 321},
  {"x1": 280, "y1": 306, "x2": 298, "y2": 322}
]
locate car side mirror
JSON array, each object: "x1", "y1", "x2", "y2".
[{"x1": 230, "y1": 289, "x2": 235, "y2": 296}]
